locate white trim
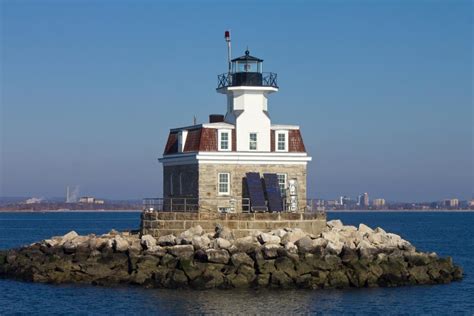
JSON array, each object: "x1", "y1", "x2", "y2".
[
  {"x1": 275, "y1": 130, "x2": 289, "y2": 152},
  {"x1": 271, "y1": 124, "x2": 300, "y2": 130},
  {"x1": 218, "y1": 129, "x2": 232, "y2": 151},
  {"x1": 177, "y1": 130, "x2": 188, "y2": 152},
  {"x1": 160, "y1": 151, "x2": 309, "y2": 159},
  {"x1": 217, "y1": 86, "x2": 278, "y2": 94},
  {"x1": 159, "y1": 152, "x2": 312, "y2": 166},
  {"x1": 203, "y1": 122, "x2": 235, "y2": 129},
  {"x1": 199, "y1": 160, "x2": 309, "y2": 165}
]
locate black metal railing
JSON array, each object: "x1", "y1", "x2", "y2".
[
  {"x1": 217, "y1": 72, "x2": 278, "y2": 89},
  {"x1": 142, "y1": 197, "x2": 325, "y2": 214}
]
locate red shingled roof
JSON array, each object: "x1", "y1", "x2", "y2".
[{"x1": 163, "y1": 127, "x2": 306, "y2": 155}]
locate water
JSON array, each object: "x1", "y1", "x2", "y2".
[{"x1": 0, "y1": 211, "x2": 472, "y2": 315}]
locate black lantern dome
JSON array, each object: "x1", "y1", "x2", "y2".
[{"x1": 217, "y1": 50, "x2": 277, "y2": 89}]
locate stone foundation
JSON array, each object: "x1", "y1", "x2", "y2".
[{"x1": 141, "y1": 211, "x2": 327, "y2": 238}]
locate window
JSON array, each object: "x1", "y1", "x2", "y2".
[
  {"x1": 276, "y1": 131, "x2": 288, "y2": 152},
  {"x1": 249, "y1": 133, "x2": 257, "y2": 150},
  {"x1": 218, "y1": 130, "x2": 230, "y2": 151},
  {"x1": 170, "y1": 173, "x2": 174, "y2": 195},
  {"x1": 179, "y1": 173, "x2": 183, "y2": 195},
  {"x1": 218, "y1": 173, "x2": 230, "y2": 195},
  {"x1": 277, "y1": 173, "x2": 287, "y2": 196}
]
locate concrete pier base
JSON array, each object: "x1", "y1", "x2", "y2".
[{"x1": 140, "y1": 210, "x2": 327, "y2": 238}]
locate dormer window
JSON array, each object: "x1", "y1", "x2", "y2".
[
  {"x1": 218, "y1": 129, "x2": 231, "y2": 151},
  {"x1": 275, "y1": 131, "x2": 288, "y2": 152},
  {"x1": 249, "y1": 133, "x2": 257, "y2": 150}
]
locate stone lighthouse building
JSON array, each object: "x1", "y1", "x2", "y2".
[{"x1": 158, "y1": 49, "x2": 312, "y2": 213}]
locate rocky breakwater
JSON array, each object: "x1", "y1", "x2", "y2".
[{"x1": 0, "y1": 220, "x2": 463, "y2": 289}]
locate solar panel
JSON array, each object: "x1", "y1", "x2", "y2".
[
  {"x1": 245, "y1": 172, "x2": 268, "y2": 212},
  {"x1": 263, "y1": 173, "x2": 283, "y2": 212}
]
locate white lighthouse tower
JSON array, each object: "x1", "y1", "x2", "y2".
[{"x1": 217, "y1": 49, "x2": 278, "y2": 152}]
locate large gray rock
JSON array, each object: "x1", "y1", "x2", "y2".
[
  {"x1": 358, "y1": 223, "x2": 374, "y2": 235},
  {"x1": 357, "y1": 240, "x2": 378, "y2": 258},
  {"x1": 215, "y1": 237, "x2": 231, "y2": 250},
  {"x1": 231, "y1": 252, "x2": 254, "y2": 267},
  {"x1": 295, "y1": 236, "x2": 314, "y2": 253},
  {"x1": 158, "y1": 234, "x2": 176, "y2": 246},
  {"x1": 262, "y1": 244, "x2": 280, "y2": 259},
  {"x1": 327, "y1": 219, "x2": 343, "y2": 229},
  {"x1": 44, "y1": 239, "x2": 59, "y2": 248},
  {"x1": 168, "y1": 245, "x2": 194, "y2": 259},
  {"x1": 145, "y1": 245, "x2": 167, "y2": 257},
  {"x1": 59, "y1": 231, "x2": 78, "y2": 246},
  {"x1": 326, "y1": 241, "x2": 344, "y2": 255},
  {"x1": 206, "y1": 249, "x2": 230, "y2": 264},
  {"x1": 178, "y1": 226, "x2": 204, "y2": 245},
  {"x1": 281, "y1": 229, "x2": 307, "y2": 245},
  {"x1": 313, "y1": 238, "x2": 328, "y2": 248},
  {"x1": 284, "y1": 242, "x2": 298, "y2": 254},
  {"x1": 129, "y1": 238, "x2": 142, "y2": 253},
  {"x1": 192, "y1": 235, "x2": 211, "y2": 250},
  {"x1": 258, "y1": 233, "x2": 281, "y2": 245},
  {"x1": 113, "y1": 236, "x2": 129, "y2": 252},
  {"x1": 140, "y1": 235, "x2": 157, "y2": 250},
  {"x1": 271, "y1": 228, "x2": 287, "y2": 238},
  {"x1": 234, "y1": 236, "x2": 259, "y2": 253}
]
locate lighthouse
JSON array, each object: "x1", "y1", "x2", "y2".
[{"x1": 157, "y1": 33, "x2": 312, "y2": 213}]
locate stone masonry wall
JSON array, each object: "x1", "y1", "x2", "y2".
[
  {"x1": 141, "y1": 211, "x2": 326, "y2": 239},
  {"x1": 198, "y1": 163, "x2": 307, "y2": 212}
]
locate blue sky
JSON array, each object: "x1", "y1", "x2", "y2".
[{"x1": 1, "y1": 0, "x2": 472, "y2": 201}]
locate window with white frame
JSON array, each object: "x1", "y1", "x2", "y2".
[
  {"x1": 276, "y1": 131, "x2": 288, "y2": 152},
  {"x1": 249, "y1": 133, "x2": 257, "y2": 150},
  {"x1": 277, "y1": 173, "x2": 287, "y2": 196},
  {"x1": 218, "y1": 130, "x2": 230, "y2": 151},
  {"x1": 218, "y1": 173, "x2": 230, "y2": 195}
]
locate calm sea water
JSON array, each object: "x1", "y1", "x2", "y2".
[{"x1": 0, "y1": 211, "x2": 472, "y2": 315}]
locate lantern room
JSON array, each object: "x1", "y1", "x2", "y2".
[
  {"x1": 217, "y1": 49, "x2": 278, "y2": 89},
  {"x1": 231, "y1": 50, "x2": 263, "y2": 86}
]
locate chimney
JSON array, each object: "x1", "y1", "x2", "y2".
[{"x1": 209, "y1": 114, "x2": 224, "y2": 123}]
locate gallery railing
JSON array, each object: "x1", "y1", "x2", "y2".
[
  {"x1": 143, "y1": 197, "x2": 324, "y2": 214},
  {"x1": 217, "y1": 72, "x2": 278, "y2": 89}
]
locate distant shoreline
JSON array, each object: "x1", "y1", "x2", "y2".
[
  {"x1": 0, "y1": 209, "x2": 142, "y2": 213},
  {"x1": 0, "y1": 209, "x2": 472, "y2": 213},
  {"x1": 325, "y1": 209, "x2": 474, "y2": 213}
]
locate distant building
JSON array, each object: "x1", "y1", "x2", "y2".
[
  {"x1": 443, "y1": 199, "x2": 459, "y2": 208},
  {"x1": 25, "y1": 197, "x2": 43, "y2": 204},
  {"x1": 358, "y1": 193, "x2": 369, "y2": 207},
  {"x1": 79, "y1": 197, "x2": 105, "y2": 204},
  {"x1": 372, "y1": 198, "x2": 386, "y2": 208},
  {"x1": 339, "y1": 196, "x2": 351, "y2": 206}
]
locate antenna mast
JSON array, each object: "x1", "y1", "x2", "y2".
[{"x1": 225, "y1": 30, "x2": 231, "y2": 74}]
